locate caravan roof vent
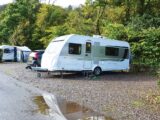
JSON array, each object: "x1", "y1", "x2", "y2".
[{"x1": 93, "y1": 35, "x2": 106, "y2": 39}]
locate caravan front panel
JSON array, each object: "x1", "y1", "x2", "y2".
[
  {"x1": 41, "y1": 40, "x2": 65, "y2": 71},
  {"x1": 57, "y1": 43, "x2": 84, "y2": 71}
]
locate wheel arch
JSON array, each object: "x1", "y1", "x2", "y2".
[{"x1": 92, "y1": 65, "x2": 102, "y2": 72}]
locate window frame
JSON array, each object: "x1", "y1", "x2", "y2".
[
  {"x1": 68, "y1": 43, "x2": 82, "y2": 55},
  {"x1": 105, "y1": 47, "x2": 119, "y2": 57},
  {"x1": 123, "y1": 48, "x2": 129, "y2": 59},
  {"x1": 85, "y1": 42, "x2": 91, "y2": 53}
]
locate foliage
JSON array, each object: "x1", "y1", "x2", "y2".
[
  {"x1": 0, "y1": 0, "x2": 40, "y2": 48},
  {"x1": 139, "y1": 28, "x2": 160, "y2": 66},
  {"x1": 0, "y1": 0, "x2": 159, "y2": 67},
  {"x1": 33, "y1": 4, "x2": 67, "y2": 48},
  {"x1": 102, "y1": 23, "x2": 126, "y2": 40},
  {"x1": 40, "y1": 25, "x2": 67, "y2": 47}
]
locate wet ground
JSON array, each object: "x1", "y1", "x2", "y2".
[
  {"x1": 0, "y1": 72, "x2": 55, "y2": 120},
  {"x1": 0, "y1": 71, "x2": 113, "y2": 120},
  {"x1": 34, "y1": 95, "x2": 114, "y2": 120}
]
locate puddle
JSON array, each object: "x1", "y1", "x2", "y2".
[
  {"x1": 33, "y1": 96, "x2": 50, "y2": 115},
  {"x1": 58, "y1": 100, "x2": 92, "y2": 114},
  {"x1": 58, "y1": 100, "x2": 113, "y2": 120},
  {"x1": 33, "y1": 95, "x2": 114, "y2": 120}
]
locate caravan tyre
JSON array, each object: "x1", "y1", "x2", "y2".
[{"x1": 93, "y1": 67, "x2": 101, "y2": 76}]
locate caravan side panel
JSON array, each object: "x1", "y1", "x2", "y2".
[{"x1": 92, "y1": 39, "x2": 130, "y2": 71}]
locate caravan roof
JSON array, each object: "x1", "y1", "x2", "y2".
[
  {"x1": 0, "y1": 45, "x2": 14, "y2": 49},
  {"x1": 0, "y1": 45, "x2": 31, "y2": 51},
  {"x1": 52, "y1": 34, "x2": 130, "y2": 47},
  {"x1": 16, "y1": 46, "x2": 31, "y2": 52}
]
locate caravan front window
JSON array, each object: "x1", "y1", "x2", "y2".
[{"x1": 69, "y1": 43, "x2": 81, "y2": 55}]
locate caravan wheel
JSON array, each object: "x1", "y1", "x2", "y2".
[{"x1": 93, "y1": 67, "x2": 102, "y2": 76}]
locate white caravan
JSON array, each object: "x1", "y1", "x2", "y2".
[
  {"x1": 16, "y1": 46, "x2": 31, "y2": 62},
  {"x1": 0, "y1": 45, "x2": 15, "y2": 61},
  {"x1": 0, "y1": 45, "x2": 31, "y2": 62},
  {"x1": 41, "y1": 34, "x2": 130, "y2": 75}
]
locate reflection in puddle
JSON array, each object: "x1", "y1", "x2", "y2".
[
  {"x1": 33, "y1": 95, "x2": 114, "y2": 120},
  {"x1": 59, "y1": 100, "x2": 91, "y2": 114},
  {"x1": 33, "y1": 96, "x2": 50, "y2": 115},
  {"x1": 58, "y1": 98, "x2": 114, "y2": 120},
  {"x1": 78, "y1": 116, "x2": 113, "y2": 120}
]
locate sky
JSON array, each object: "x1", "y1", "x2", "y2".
[
  {"x1": 42, "y1": 0, "x2": 86, "y2": 7},
  {"x1": 0, "y1": 0, "x2": 86, "y2": 7},
  {"x1": 0, "y1": 0, "x2": 13, "y2": 5}
]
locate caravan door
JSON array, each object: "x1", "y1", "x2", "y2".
[{"x1": 83, "y1": 42, "x2": 92, "y2": 70}]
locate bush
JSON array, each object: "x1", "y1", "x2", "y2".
[
  {"x1": 127, "y1": 27, "x2": 160, "y2": 68},
  {"x1": 102, "y1": 23, "x2": 127, "y2": 40},
  {"x1": 140, "y1": 28, "x2": 160, "y2": 66}
]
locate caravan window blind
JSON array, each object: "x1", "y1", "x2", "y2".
[{"x1": 105, "y1": 47, "x2": 119, "y2": 56}]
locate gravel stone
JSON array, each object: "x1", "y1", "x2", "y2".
[{"x1": 0, "y1": 62, "x2": 159, "y2": 120}]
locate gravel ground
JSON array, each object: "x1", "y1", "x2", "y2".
[{"x1": 0, "y1": 62, "x2": 159, "y2": 120}]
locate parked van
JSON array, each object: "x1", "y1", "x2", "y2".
[
  {"x1": 0, "y1": 45, "x2": 31, "y2": 62},
  {"x1": 41, "y1": 34, "x2": 130, "y2": 75}
]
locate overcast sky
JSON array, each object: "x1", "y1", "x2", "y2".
[
  {"x1": 0, "y1": 0, "x2": 86, "y2": 7},
  {"x1": 0, "y1": 0, "x2": 13, "y2": 5}
]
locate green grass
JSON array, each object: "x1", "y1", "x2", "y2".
[{"x1": 131, "y1": 100, "x2": 145, "y2": 108}]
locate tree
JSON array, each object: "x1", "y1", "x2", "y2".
[
  {"x1": 0, "y1": 0, "x2": 159, "y2": 68},
  {"x1": 34, "y1": 4, "x2": 67, "y2": 47},
  {"x1": 0, "y1": 0, "x2": 40, "y2": 48}
]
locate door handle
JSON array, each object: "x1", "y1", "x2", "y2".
[{"x1": 85, "y1": 54, "x2": 88, "y2": 56}]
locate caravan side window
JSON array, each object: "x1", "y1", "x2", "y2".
[
  {"x1": 69, "y1": 43, "x2": 81, "y2": 55},
  {"x1": 123, "y1": 48, "x2": 129, "y2": 59},
  {"x1": 105, "y1": 47, "x2": 119, "y2": 56}
]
